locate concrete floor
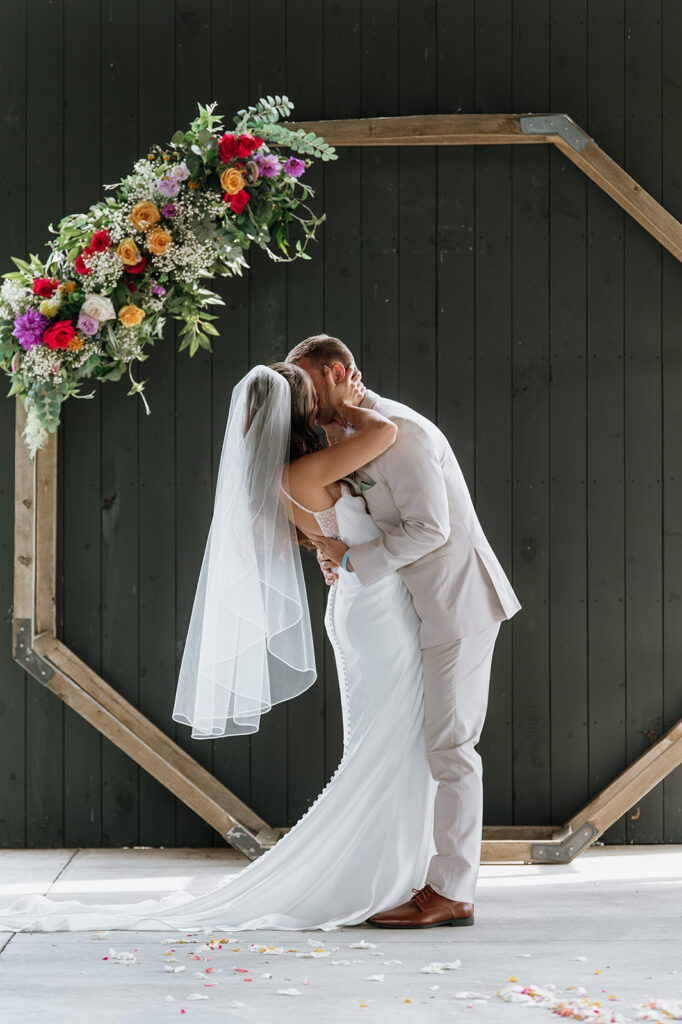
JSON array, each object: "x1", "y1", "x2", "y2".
[{"x1": 0, "y1": 844, "x2": 681, "y2": 1023}]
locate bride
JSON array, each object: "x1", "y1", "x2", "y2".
[{"x1": 0, "y1": 362, "x2": 437, "y2": 933}]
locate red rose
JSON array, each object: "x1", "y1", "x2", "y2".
[
  {"x1": 74, "y1": 247, "x2": 93, "y2": 276},
  {"x1": 227, "y1": 189, "x2": 250, "y2": 215},
  {"x1": 218, "y1": 132, "x2": 239, "y2": 163},
  {"x1": 127, "y1": 282, "x2": 137, "y2": 293},
  {"x1": 125, "y1": 256, "x2": 148, "y2": 275},
  {"x1": 235, "y1": 133, "x2": 263, "y2": 158},
  {"x1": 90, "y1": 229, "x2": 111, "y2": 252},
  {"x1": 43, "y1": 319, "x2": 75, "y2": 350},
  {"x1": 32, "y1": 278, "x2": 60, "y2": 297}
]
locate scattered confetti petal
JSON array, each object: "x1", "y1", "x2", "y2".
[
  {"x1": 420, "y1": 960, "x2": 462, "y2": 974},
  {"x1": 350, "y1": 941, "x2": 377, "y2": 949},
  {"x1": 186, "y1": 993, "x2": 208, "y2": 1001},
  {"x1": 571, "y1": 956, "x2": 588, "y2": 962},
  {"x1": 106, "y1": 947, "x2": 137, "y2": 964},
  {"x1": 277, "y1": 988, "x2": 302, "y2": 996},
  {"x1": 228, "y1": 1002, "x2": 245, "y2": 1009},
  {"x1": 498, "y1": 981, "x2": 633, "y2": 1022},
  {"x1": 296, "y1": 951, "x2": 331, "y2": 958},
  {"x1": 332, "y1": 960, "x2": 352, "y2": 966},
  {"x1": 164, "y1": 965, "x2": 186, "y2": 974},
  {"x1": 383, "y1": 960, "x2": 402, "y2": 966},
  {"x1": 163, "y1": 996, "x2": 175, "y2": 1003},
  {"x1": 367, "y1": 975, "x2": 385, "y2": 982},
  {"x1": 638, "y1": 997, "x2": 682, "y2": 1020}
]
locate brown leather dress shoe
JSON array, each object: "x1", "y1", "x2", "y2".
[{"x1": 367, "y1": 884, "x2": 474, "y2": 928}]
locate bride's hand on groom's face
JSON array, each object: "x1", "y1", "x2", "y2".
[{"x1": 323, "y1": 363, "x2": 365, "y2": 419}]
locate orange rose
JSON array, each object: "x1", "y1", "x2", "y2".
[
  {"x1": 67, "y1": 333, "x2": 84, "y2": 351},
  {"x1": 117, "y1": 238, "x2": 142, "y2": 266},
  {"x1": 220, "y1": 166, "x2": 246, "y2": 195},
  {"x1": 146, "y1": 227, "x2": 173, "y2": 255},
  {"x1": 118, "y1": 303, "x2": 146, "y2": 327},
  {"x1": 130, "y1": 200, "x2": 161, "y2": 231},
  {"x1": 65, "y1": 281, "x2": 76, "y2": 294}
]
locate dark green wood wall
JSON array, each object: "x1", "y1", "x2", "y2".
[{"x1": 2, "y1": 0, "x2": 681, "y2": 847}]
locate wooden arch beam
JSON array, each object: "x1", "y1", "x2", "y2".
[
  {"x1": 283, "y1": 112, "x2": 682, "y2": 263},
  {"x1": 13, "y1": 112, "x2": 682, "y2": 864}
]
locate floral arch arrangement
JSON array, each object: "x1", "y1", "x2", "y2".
[{"x1": 0, "y1": 97, "x2": 337, "y2": 458}]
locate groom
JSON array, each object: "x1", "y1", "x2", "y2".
[{"x1": 286, "y1": 334, "x2": 521, "y2": 928}]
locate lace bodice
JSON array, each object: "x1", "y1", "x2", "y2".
[
  {"x1": 310, "y1": 505, "x2": 341, "y2": 538},
  {"x1": 281, "y1": 480, "x2": 383, "y2": 550},
  {"x1": 281, "y1": 483, "x2": 344, "y2": 538}
]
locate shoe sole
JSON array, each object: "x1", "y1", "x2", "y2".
[{"x1": 367, "y1": 916, "x2": 474, "y2": 929}]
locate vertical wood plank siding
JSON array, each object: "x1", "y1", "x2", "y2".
[{"x1": 1, "y1": 0, "x2": 681, "y2": 846}]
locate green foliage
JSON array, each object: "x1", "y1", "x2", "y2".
[{"x1": 234, "y1": 95, "x2": 294, "y2": 133}]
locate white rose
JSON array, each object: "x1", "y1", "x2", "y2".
[
  {"x1": 170, "y1": 161, "x2": 190, "y2": 182},
  {"x1": 81, "y1": 294, "x2": 116, "y2": 322}
]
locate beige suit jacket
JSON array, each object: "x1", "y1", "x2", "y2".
[{"x1": 346, "y1": 390, "x2": 521, "y2": 648}]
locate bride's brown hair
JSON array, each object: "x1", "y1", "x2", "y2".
[{"x1": 269, "y1": 361, "x2": 324, "y2": 550}]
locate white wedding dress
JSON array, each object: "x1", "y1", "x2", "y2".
[{"x1": 0, "y1": 483, "x2": 437, "y2": 933}]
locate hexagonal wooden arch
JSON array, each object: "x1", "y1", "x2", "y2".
[{"x1": 13, "y1": 113, "x2": 682, "y2": 864}]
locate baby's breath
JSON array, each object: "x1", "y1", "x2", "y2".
[
  {"x1": 108, "y1": 321, "x2": 147, "y2": 362},
  {"x1": 87, "y1": 249, "x2": 125, "y2": 289},
  {"x1": 1, "y1": 279, "x2": 29, "y2": 316}
]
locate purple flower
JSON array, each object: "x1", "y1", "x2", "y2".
[
  {"x1": 255, "y1": 153, "x2": 282, "y2": 178},
  {"x1": 12, "y1": 308, "x2": 49, "y2": 350},
  {"x1": 77, "y1": 313, "x2": 100, "y2": 336},
  {"x1": 283, "y1": 156, "x2": 306, "y2": 178},
  {"x1": 162, "y1": 203, "x2": 178, "y2": 218},
  {"x1": 151, "y1": 284, "x2": 167, "y2": 297},
  {"x1": 157, "y1": 175, "x2": 181, "y2": 198}
]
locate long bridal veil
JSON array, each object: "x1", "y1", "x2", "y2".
[{"x1": 172, "y1": 364, "x2": 316, "y2": 738}]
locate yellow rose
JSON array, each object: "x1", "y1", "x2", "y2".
[
  {"x1": 117, "y1": 238, "x2": 142, "y2": 266},
  {"x1": 146, "y1": 227, "x2": 173, "y2": 255},
  {"x1": 118, "y1": 303, "x2": 146, "y2": 327},
  {"x1": 220, "y1": 167, "x2": 245, "y2": 195},
  {"x1": 39, "y1": 297, "x2": 62, "y2": 317},
  {"x1": 130, "y1": 200, "x2": 161, "y2": 231}
]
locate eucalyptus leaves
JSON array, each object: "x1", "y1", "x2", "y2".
[{"x1": 0, "y1": 96, "x2": 336, "y2": 458}]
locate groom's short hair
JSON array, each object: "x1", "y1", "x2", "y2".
[{"x1": 285, "y1": 333, "x2": 355, "y2": 369}]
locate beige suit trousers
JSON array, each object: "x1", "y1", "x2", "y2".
[{"x1": 422, "y1": 621, "x2": 501, "y2": 904}]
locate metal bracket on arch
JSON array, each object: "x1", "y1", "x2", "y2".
[
  {"x1": 13, "y1": 618, "x2": 55, "y2": 687},
  {"x1": 530, "y1": 822, "x2": 600, "y2": 864},
  {"x1": 520, "y1": 113, "x2": 592, "y2": 152}
]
